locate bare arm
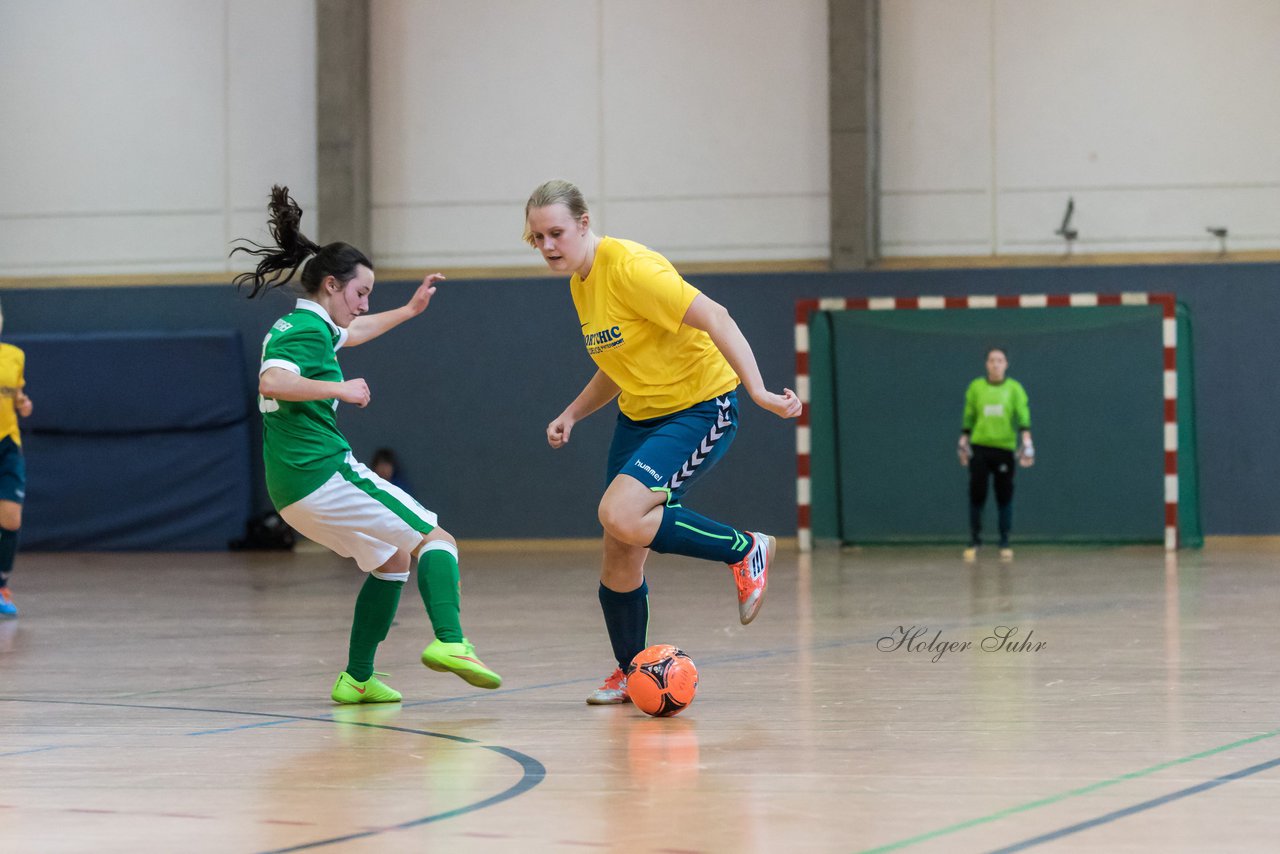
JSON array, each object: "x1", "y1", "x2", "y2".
[
  {"x1": 344, "y1": 273, "x2": 444, "y2": 347},
  {"x1": 260, "y1": 367, "x2": 371, "y2": 408},
  {"x1": 15, "y1": 387, "x2": 31, "y2": 418},
  {"x1": 681, "y1": 294, "x2": 802, "y2": 419},
  {"x1": 547, "y1": 369, "x2": 621, "y2": 448}
]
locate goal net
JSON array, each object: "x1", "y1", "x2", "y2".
[{"x1": 795, "y1": 293, "x2": 1201, "y2": 551}]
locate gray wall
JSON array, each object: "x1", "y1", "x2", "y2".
[{"x1": 5, "y1": 260, "x2": 1276, "y2": 540}]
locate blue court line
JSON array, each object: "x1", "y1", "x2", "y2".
[
  {"x1": 118, "y1": 668, "x2": 337, "y2": 699},
  {"x1": 0, "y1": 698, "x2": 546, "y2": 853},
  {"x1": 261, "y1": 744, "x2": 546, "y2": 853},
  {"x1": 188, "y1": 719, "x2": 295, "y2": 736},
  {"x1": 986, "y1": 754, "x2": 1280, "y2": 853},
  {"x1": 0, "y1": 745, "x2": 67, "y2": 758},
  {"x1": 856, "y1": 727, "x2": 1280, "y2": 853},
  {"x1": 0, "y1": 568, "x2": 1168, "y2": 844}
]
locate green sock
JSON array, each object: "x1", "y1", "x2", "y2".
[
  {"x1": 417, "y1": 542, "x2": 464, "y2": 643},
  {"x1": 346, "y1": 575, "x2": 404, "y2": 682}
]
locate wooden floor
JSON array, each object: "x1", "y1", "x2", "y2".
[{"x1": 2, "y1": 541, "x2": 1278, "y2": 853}]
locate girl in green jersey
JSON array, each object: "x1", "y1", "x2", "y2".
[
  {"x1": 233, "y1": 186, "x2": 502, "y2": 704},
  {"x1": 958, "y1": 347, "x2": 1034, "y2": 561}
]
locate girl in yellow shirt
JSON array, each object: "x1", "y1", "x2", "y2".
[
  {"x1": 525, "y1": 180, "x2": 801, "y2": 704},
  {"x1": 0, "y1": 302, "x2": 33, "y2": 618}
]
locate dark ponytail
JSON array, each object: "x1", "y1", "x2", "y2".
[{"x1": 231, "y1": 185, "x2": 373, "y2": 299}]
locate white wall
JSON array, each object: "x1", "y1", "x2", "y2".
[
  {"x1": 0, "y1": 0, "x2": 316, "y2": 277},
  {"x1": 369, "y1": 0, "x2": 830, "y2": 268},
  {"x1": 880, "y1": 0, "x2": 1280, "y2": 256},
  {"x1": 1, "y1": 0, "x2": 826, "y2": 277},
  {"x1": 6, "y1": 1, "x2": 1280, "y2": 277}
]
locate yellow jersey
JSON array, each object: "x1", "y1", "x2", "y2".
[
  {"x1": 0, "y1": 343, "x2": 26, "y2": 446},
  {"x1": 570, "y1": 237, "x2": 739, "y2": 420}
]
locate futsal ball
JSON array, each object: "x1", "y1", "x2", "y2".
[{"x1": 627, "y1": 644, "x2": 698, "y2": 717}]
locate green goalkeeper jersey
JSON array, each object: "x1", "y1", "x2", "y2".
[
  {"x1": 258, "y1": 299, "x2": 352, "y2": 508},
  {"x1": 962, "y1": 377, "x2": 1030, "y2": 451}
]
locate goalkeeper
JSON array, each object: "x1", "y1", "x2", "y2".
[{"x1": 957, "y1": 347, "x2": 1033, "y2": 560}]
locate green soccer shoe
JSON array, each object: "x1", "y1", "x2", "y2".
[
  {"x1": 331, "y1": 671, "x2": 402, "y2": 704},
  {"x1": 421, "y1": 638, "x2": 502, "y2": 689}
]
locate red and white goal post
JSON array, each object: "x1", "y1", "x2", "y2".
[{"x1": 793, "y1": 292, "x2": 1179, "y2": 552}]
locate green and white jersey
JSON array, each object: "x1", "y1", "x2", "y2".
[
  {"x1": 962, "y1": 377, "x2": 1030, "y2": 451},
  {"x1": 259, "y1": 299, "x2": 352, "y2": 509}
]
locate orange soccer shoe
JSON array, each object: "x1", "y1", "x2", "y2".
[
  {"x1": 729, "y1": 532, "x2": 774, "y2": 625},
  {"x1": 585, "y1": 667, "x2": 630, "y2": 705}
]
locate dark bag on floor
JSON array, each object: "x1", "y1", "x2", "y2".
[{"x1": 228, "y1": 512, "x2": 296, "y2": 551}]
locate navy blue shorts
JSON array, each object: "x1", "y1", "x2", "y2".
[
  {"x1": 0, "y1": 437, "x2": 26, "y2": 505},
  {"x1": 606, "y1": 391, "x2": 739, "y2": 500}
]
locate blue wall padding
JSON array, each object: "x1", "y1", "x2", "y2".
[
  {"x1": 15, "y1": 331, "x2": 250, "y2": 433},
  {"x1": 8, "y1": 331, "x2": 251, "y2": 550},
  {"x1": 0, "y1": 261, "x2": 1277, "y2": 543}
]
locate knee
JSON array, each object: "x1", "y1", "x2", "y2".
[
  {"x1": 373, "y1": 549, "x2": 411, "y2": 580},
  {"x1": 597, "y1": 500, "x2": 620, "y2": 536},
  {"x1": 417, "y1": 528, "x2": 458, "y2": 563},
  {"x1": 598, "y1": 498, "x2": 645, "y2": 545},
  {"x1": 0, "y1": 503, "x2": 21, "y2": 531},
  {"x1": 422, "y1": 527, "x2": 457, "y2": 550}
]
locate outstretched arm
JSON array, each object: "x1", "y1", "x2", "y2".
[
  {"x1": 547, "y1": 369, "x2": 621, "y2": 448},
  {"x1": 345, "y1": 273, "x2": 445, "y2": 347},
  {"x1": 681, "y1": 294, "x2": 802, "y2": 419}
]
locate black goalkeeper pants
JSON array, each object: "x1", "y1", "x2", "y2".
[{"x1": 968, "y1": 444, "x2": 1016, "y2": 546}]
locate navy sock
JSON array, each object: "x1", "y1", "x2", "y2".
[
  {"x1": 598, "y1": 580, "x2": 649, "y2": 672},
  {"x1": 0, "y1": 526, "x2": 18, "y2": 588},
  {"x1": 648, "y1": 502, "x2": 751, "y2": 563}
]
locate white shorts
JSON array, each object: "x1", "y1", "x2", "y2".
[{"x1": 279, "y1": 452, "x2": 438, "y2": 578}]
